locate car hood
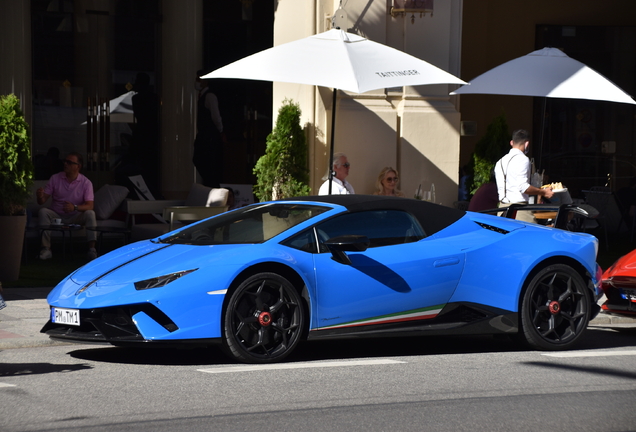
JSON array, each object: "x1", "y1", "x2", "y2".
[
  {"x1": 48, "y1": 241, "x2": 258, "y2": 307},
  {"x1": 603, "y1": 248, "x2": 636, "y2": 278},
  {"x1": 70, "y1": 241, "x2": 255, "y2": 287}
]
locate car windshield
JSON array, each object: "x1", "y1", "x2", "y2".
[{"x1": 156, "y1": 203, "x2": 330, "y2": 245}]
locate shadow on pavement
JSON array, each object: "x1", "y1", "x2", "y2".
[
  {"x1": 69, "y1": 345, "x2": 229, "y2": 366},
  {"x1": 523, "y1": 361, "x2": 636, "y2": 381},
  {"x1": 0, "y1": 362, "x2": 92, "y2": 377},
  {"x1": 62, "y1": 327, "x2": 635, "y2": 366}
]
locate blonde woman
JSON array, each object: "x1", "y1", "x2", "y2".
[{"x1": 374, "y1": 167, "x2": 405, "y2": 197}]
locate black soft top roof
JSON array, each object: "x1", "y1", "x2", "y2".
[{"x1": 282, "y1": 195, "x2": 465, "y2": 236}]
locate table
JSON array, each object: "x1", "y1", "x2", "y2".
[
  {"x1": 86, "y1": 226, "x2": 131, "y2": 254},
  {"x1": 38, "y1": 224, "x2": 83, "y2": 260},
  {"x1": 533, "y1": 211, "x2": 558, "y2": 227},
  {"x1": 533, "y1": 211, "x2": 557, "y2": 220}
]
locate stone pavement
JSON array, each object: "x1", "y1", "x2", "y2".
[
  {"x1": 0, "y1": 287, "x2": 635, "y2": 350},
  {"x1": 0, "y1": 287, "x2": 66, "y2": 349}
]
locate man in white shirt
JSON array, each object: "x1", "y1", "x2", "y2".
[
  {"x1": 318, "y1": 152, "x2": 355, "y2": 195},
  {"x1": 495, "y1": 129, "x2": 553, "y2": 223}
]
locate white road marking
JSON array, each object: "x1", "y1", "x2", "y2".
[
  {"x1": 0, "y1": 383, "x2": 16, "y2": 388},
  {"x1": 198, "y1": 359, "x2": 405, "y2": 374},
  {"x1": 542, "y1": 350, "x2": 636, "y2": 358}
]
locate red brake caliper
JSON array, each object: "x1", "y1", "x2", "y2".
[
  {"x1": 548, "y1": 300, "x2": 561, "y2": 314},
  {"x1": 259, "y1": 311, "x2": 272, "y2": 326}
]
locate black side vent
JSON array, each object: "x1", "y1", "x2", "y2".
[
  {"x1": 476, "y1": 222, "x2": 509, "y2": 235},
  {"x1": 434, "y1": 304, "x2": 491, "y2": 324}
]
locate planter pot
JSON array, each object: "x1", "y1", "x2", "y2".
[{"x1": 0, "y1": 214, "x2": 27, "y2": 281}]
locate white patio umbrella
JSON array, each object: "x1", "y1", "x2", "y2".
[
  {"x1": 450, "y1": 47, "x2": 636, "y2": 105},
  {"x1": 203, "y1": 28, "x2": 466, "y2": 193},
  {"x1": 108, "y1": 90, "x2": 136, "y2": 123},
  {"x1": 82, "y1": 91, "x2": 137, "y2": 124},
  {"x1": 450, "y1": 48, "x2": 636, "y2": 164}
]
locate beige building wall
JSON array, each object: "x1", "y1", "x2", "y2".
[
  {"x1": 273, "y1": 0, "x2": 463, "y2": 204},
  {"x1": 272, "y1": 1, "x2": 319, "y2": 194}
]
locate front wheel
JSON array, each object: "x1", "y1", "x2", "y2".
[
  {"x1": 520, "y1": 264, "x2": 591, "y2": 350},
  {"x1": 222, "y1": 272, "x2": 304, "y2": 363}
]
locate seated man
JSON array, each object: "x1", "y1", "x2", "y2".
[
  {"x1": 318, "y1": 152, "x2": 355, "y2": 195},
  {"x1": 36, "y1": 152, "x2": 98, "y2": 260}
]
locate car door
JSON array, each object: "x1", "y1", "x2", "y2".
[{"x1": 311, "y1": 210, "x2": 465, "y2": 331}]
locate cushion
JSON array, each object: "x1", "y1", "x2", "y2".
[
  {"x1": 94, "y1": 184, "x2": 130, "y2": 220},
  {"x1": 184, "y1": 184, "x2": 229, "y2": 207},
  {"x1": 185, "y1": 183, "x2": 212, "y2": 206},
  {"x1": 207, "y1": 188, "x2": 229, "y2": 206}
]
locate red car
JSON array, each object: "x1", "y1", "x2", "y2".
[{"x1": 601, "y1": 249, "x2": 636, "y2": 317}]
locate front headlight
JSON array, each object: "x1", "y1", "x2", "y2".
[{"x1": 134, "y1": 269, "x2": 198, "y2": 290}]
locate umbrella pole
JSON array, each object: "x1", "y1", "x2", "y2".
[
  {"x1": 328, "y1": 88, "x2": 338, "y2": 195},
  {"x1": 538, "y1": 97, "x2": 546, "y2": 170}
]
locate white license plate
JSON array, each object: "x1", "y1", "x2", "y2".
[
  {"x1": 622, "y1": 288, "x2": 636, "y2": 301},
  {"x1": 51, "y1": 307, "x2": 80, "y2": 326}
]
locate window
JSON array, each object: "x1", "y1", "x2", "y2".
[
  {"x1": 282, "y1": 228, "x2": 320, "y2": 253},
  {"x1": 159, "y1": 203, "x2": 329, "y2": 245},
  {"x1": 283, "y1": 210, "x2": 426, "y2": 253}
]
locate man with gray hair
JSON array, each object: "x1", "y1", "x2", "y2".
[{"x1": 318, "y1": 152, "x2": 355, "y2": 195}]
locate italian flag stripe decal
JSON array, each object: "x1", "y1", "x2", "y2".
[{"x1": 316, "y1": 305, "x2": 443, "y2": 330}]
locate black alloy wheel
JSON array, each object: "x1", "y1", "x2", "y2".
[
  {"x1": 223, "y1": 272, "x2": 304, "y2": 363},
  {"x1": 520, "y1": 264, "x2": 591, "y2": 350}
]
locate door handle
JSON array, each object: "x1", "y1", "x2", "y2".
[{"x1": 433, "y1": 258, "x2": 460, "y2": 267}]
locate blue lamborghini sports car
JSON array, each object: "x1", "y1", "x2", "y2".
[{"x1": 42, "y1": 195, "x2": 602, "y2": 363}]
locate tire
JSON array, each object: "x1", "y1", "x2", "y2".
[
  {"x1": 520, "y1": 264, "x2": 591, "y2": 350},
  {"x1": 222, "y1": 272, "x2": 304, "y2": 363}
]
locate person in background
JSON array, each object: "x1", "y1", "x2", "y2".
[
  {"x1": 318, "y1": 152, "x2": 355, "y2": 195},
  {"x1": 458, "y1": 164, "x2": 470, "y2": 201},
  {"x1": 495, "y1": 129, "x2": 553, "y2": 223},
  {"x1": 193, "y1": 70, "x2": 225, "y2": 188},
  {"x1": 374, "y1": 166, "x2": 405, "y2": 197},
  {"x1": 131, "y1": 72, "x2": 160, "y2": 193},
  {"x1": 36, "y1": 152, "x2": 98, "y2": 260},
  {"x1": 468, "y1": 169, "x2": 499, "y2": 211}
]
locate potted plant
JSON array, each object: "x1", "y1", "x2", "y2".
[
  {"x1": 0, "y1": 94, "x2": 34, "y2": 281},
  {"x1": 466, "y1": 113, "x2": 510, "y2": 196},
  {"x1": 253, "y1": 99, "x2": 311, "y2": 201}
]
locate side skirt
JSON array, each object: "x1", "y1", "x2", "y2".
[{"x1": 307, "y1": 302, "x2": 518, "y2": 340}]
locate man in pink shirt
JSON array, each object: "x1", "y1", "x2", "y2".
[{"x1": 36, "y1": 152, "x2": 98, "y2": 260}]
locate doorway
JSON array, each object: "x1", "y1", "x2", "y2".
[
  {"x1": 535, "y1": 24, "x2": 636, "y2": 197},
  {"x1": 202, "y1": 0, "x2": 274, "y2": 186},
  {"x1": 31, "y1": 0, "x2": 161, "y2": 192}
]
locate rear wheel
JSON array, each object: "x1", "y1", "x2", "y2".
[
  {"x1": 222, "y1": 272, "x2": 304, "y2": 363},
  {"x1": 520, "y1": 264, "x2": 590, "y2": 350}
]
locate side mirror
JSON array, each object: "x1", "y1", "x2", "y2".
[{"x1": 324, "y1": 235, "x2": 370, "y2": 265}]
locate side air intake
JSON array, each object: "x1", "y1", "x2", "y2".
[{"x1": 475, "y1": 222, "x2": 510, "y2": 235}]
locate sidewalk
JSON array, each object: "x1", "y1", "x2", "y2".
[
  {"x1": 1, "y1": 287, "x2": 635, "y2": 350},
  {"x1": 0, "y1": 287, "x2": 67, "y2": 349}
]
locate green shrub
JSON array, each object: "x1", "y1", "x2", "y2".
[
  {"x1": 466, "y1": 113, "x2": 510, "y2": 196},
  {"x1": 0, "y1": 94, "x2": 33, "y2": 215},
  {"x1": 253, "y1": 99, "x2": 311, "y2": 201}
]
